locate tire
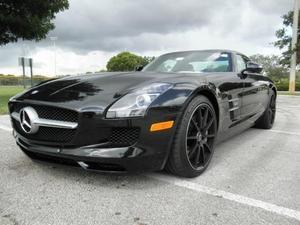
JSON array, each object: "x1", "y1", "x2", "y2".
[
  {"x1": 165, "y1": 95, "x2": 217, "y2": 178},
  {"x1": 254, "y1": 90, "x2": 276, "y2": 129}
]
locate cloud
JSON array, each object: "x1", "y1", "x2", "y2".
[
  {"x1": 49, "y1": 0, "x2": 223, "y2": 52},
  {"x1": 46, "y1": 0, "x2": 291, "y2": 52}
]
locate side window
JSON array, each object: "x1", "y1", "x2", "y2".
[
  {"x1": 157, "y1": 59, "x2": 177, "y2": 72},
  {"x1": 236, "y1": 54, "x2": 247, "y2": 72}
]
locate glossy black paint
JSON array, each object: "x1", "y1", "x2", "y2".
[{"x1": 9, "y1": 50, "x2": 276, "y2": 172}]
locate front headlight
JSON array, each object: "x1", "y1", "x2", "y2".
[{"x1": 106, "y1": 83, "x2": 173, "y2": 118}]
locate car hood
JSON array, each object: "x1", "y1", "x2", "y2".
[{"x1": 13, "y1": 72, "x2": 190, "y2": 111}]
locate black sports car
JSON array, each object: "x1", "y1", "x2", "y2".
[{"x1": 8, "y1": 50, "x2": 276, "y2": 177}]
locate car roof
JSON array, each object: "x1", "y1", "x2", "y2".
[{"x1": 161, "y1": 49, "x2": 245, "y2": 56}]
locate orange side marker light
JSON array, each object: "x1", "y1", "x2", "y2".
[{"x1": 150, "y1": 121, "x2": 174, "y2": 132}]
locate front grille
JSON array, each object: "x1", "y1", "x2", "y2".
[
  {"x1": 11, "y1": 102, "x2": 78, "y2": 144},
  {"x1": 12, "y1": 120, "x2": 76, "y2": 143},
  {"x1": 11, "y1": 102, "x2": 141, "y2": 147},
  {"x1": 12, "y1": 103, "x2": 78, "y2": 122},
  {"x1": 109, "y1": 127, "x2": 140, "y2": 146}
]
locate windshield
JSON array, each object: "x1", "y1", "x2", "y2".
[{"x1": 143, "y1": 51, "x2": 232, "y2": 73}]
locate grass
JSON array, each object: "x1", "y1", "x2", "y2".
[{"x1": 0, "y1": 86, "x2": 25, "y2": 114}]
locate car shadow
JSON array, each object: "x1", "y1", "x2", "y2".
[{"x1": 32, "y1": 158, "x2": 167, "y2": 191}]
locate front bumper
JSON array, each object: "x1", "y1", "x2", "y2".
[
  {"x1": 15, "y1": 133, "x2": 167, "y2": 172},
  {"x1": 13, "y1": 114, "x2": 180, "y2": 173}
]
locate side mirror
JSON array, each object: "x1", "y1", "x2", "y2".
[
  {"x1": 239, "y1": 62, "x2": 263, "y2": 79},
  {"x1": 244, "y1": 62, "x2": 263, "y2": 74},
  {"x1": 135, "y1": 65, "x2": 144, "y2": 71}
]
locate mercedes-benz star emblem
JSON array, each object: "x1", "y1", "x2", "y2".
[{"x1": 19, "y1": 107, "x2": 39, "y2": 134}]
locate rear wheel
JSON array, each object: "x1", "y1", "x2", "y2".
[
  {"x1": 166, "y1": 96, "x2": 217, "y2": 178},
  {"x1": 254, "y1": 91, "x2": 276, "y2": 129}
]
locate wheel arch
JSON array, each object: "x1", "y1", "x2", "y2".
[
  {"x1": 197, "y1": 90, "x2": 219, "y2": 128},
  {"x1": 271, "y1": 85, "x2": 277, "y2": 98},
  {"x1": 186, "y1": 87, "x2": 220, "y2": 129}
]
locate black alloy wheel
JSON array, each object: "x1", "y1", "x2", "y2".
[
  {"x1": 186, "y1": 104, "x2": 216, "y2": 170},
  {"x1": 166, "y1": 95, "x2": 217, "y2": 178}
]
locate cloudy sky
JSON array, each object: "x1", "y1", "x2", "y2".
[{"x1": 0, "y1": 0, "x2": 293, "y2": 76}]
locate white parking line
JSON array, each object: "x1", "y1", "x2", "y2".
[
  {"x1": 278, "y1": 106, "x2": 300, "y2": 108},
  {"x1": 0, "y1": 124, "x2": 12, "y2": 132},
  {"x1": 267, "y1": 129, "x2": 300, "y2": 136},
  {"x1": 149, "y1": 174, "x2": 300, "y2": 221},
  {"x1": 278, "y1": 95, "x2": 300, "y2": 98}
]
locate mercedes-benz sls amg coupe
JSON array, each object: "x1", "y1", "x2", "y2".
[{"x1": 8, "y1": 50, "x2": 276, "y2": 177}]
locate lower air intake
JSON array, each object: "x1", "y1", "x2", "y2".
[{"x1": 109, "y1": 127, "x2": 140, "y2": 146}]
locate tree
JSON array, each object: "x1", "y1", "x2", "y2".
[
  {"x1": 106, "y1": 52, "x2": 153, "y2": 72},
  {"x1": 0, "y1": 0, "x2": 69, "y2": 45},
  {"x1": 274, "y1": 10, "x2": 300, "y2": 67}
]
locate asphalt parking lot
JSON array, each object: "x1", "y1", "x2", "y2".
[{"x1": 0, "y1": 95, "x2": 299, "y2": 225}]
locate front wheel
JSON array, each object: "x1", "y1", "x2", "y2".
[{"x1": 165, "y1": 96, "x2": 217, "y2": 178}]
